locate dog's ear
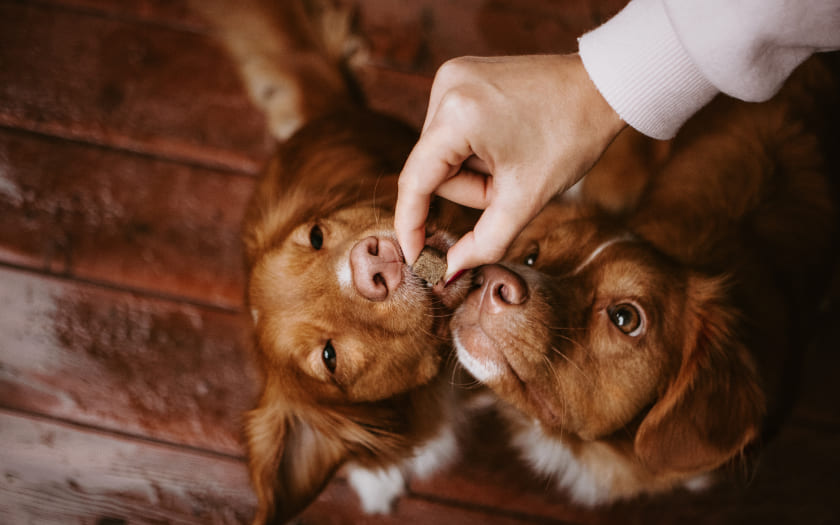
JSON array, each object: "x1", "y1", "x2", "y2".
[
  {"x1": 245, "y1": 399, "x2": 348, "y2": 525},
  {"x1": 635, "y1": 275, "x2": 766, "y2": 476}
]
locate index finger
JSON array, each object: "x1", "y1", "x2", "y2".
[{"x1": 395, "y1": 123, "x2": 474, "y2": 265}]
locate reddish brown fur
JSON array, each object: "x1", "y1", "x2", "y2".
[{"x1": 452, "y1": 57, "x2": 838, "y2": 503}]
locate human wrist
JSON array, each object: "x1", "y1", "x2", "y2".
[
  {"x1": 566, "y1": 53, "x2": 626, "y2": 154},
  {"x1": 578, "y1": 0, "x2": 719, "y2": 140}
]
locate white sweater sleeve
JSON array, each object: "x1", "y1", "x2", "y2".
[{"x1": 578, "y1": 0, "x2": 840, "y2": 140}]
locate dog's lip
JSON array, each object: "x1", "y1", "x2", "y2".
[
  {"x1": 457, "y1": 275, "x2": 528, "y2": 375},
  {"x1": 390, "y1": 229, "x2": 470, "y2": 306},
  {"x1": 455, "y1": 296, "x2": 557, "y2": 424},
  {"x1": 453, "y1": 298, "x2": 528, "y2": 388}
]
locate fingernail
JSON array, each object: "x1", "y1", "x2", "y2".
[{"x1": 445, "y1": 269, "x2": 466, "y2": 287}]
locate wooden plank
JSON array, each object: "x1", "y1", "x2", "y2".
[
  {"x1": 358, "y1": 66, "x2": 433, "y2": 129},
  {"x1": 0, "y1": 410, "x2": 556, "y2": 525},
  {"x1": 352, "y1": 0, "x2": 627, "y2": 74},
  {"x1": 0, "y1": 128, "x2": 252, "y2": 309},
  {"x1": 0, "y1": 267, "x2": 259, "y2": 457},
  {"x1": 33, "y1": 0, "x2": 207, "y2": 31},
  {"x1": 298, "y1": 480, "x2": 553, "y2": 525},
  {"x1": 30, "y1": 0, "x2": 626, "y2": 77},
  {"x1": 0, "y1": 409, "x2": 256, "y2": 524},
  {"x1": 0, "y1": 1, "x2": 272, "y2": 173}
]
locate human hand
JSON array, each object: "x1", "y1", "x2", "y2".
[{"x1": 395, "y1": 54, "x2": 626, "y2": 279}]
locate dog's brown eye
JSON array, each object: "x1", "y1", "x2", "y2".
[
  {"x1": 524, "y1": 252, "x2": 538, "y2": 267},
  {"x1": 608, "y1": 303, "x2": 642, "y2": 335},
  {"x1": 322, "y1": 340, "x2": 337, "y2": 373},
  {"x1": 522, "y1": 242, "x2": 539, "y2": 267},
  {"x1": 309, "y1": 225, "x2": 324, "y2": 250}
]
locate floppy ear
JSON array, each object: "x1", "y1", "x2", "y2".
[
  {"x1": 246, "y1": 400, "x2": 348, "y2": 525},
  {"x1": 635, "y1": 275, "x2": 766, "y2": 476}
]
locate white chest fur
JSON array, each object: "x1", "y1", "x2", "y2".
[
  {"x1": 344, "y1": 412, "x2": 460, "y2": 514},
  {"x1": 509, "y1": 416, "x2": 713, "y2": 505}
]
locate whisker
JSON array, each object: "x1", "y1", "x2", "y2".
[
  {"x1": 540, "y1": 353, "x2": 570, "y2": 441},
  {"x1": 371, "y1": 170, "x2": 388, "y2": 227},
  {"x1": 555, "y1": 331, "x2": 585, "y2": 348},
  {"x1": 548, "y1": 342, "x2": 594, "y2": 385},
  {"x1": 547, "y1": 324, "x2": 587, "y2": 332}
]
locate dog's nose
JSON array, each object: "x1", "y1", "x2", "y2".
[
  {"x1": 478, "y1": 264, "x2": 528, "y2": 313},
  {"x1": 350, "y1": 236, "x2": 403, "y2": 301}
]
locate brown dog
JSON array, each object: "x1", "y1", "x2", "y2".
[
  {"x1": 452, "y1": 57, "x2": 839, "y2": 504},
  {"x1": 193, "y1": 1, "x2": 479, "y2": 523}
]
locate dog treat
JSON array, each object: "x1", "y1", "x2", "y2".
[{"x1": 412, "y1": 246, "x2": 447, "y2": 285}]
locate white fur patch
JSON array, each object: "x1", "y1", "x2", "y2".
[
  {"x1": 511, "y1": 421, "x2": 610, "y2": 506},
  {"x1": 683, "y1": 473, "x2": 713, "y2": 492},
  {"x1": 346, "y1": 464, "x2": 406, "y2": 514},
  {"x1": 345, "y1": 412, "x2": 460, "y2": 514},
  {"x1": 336, "y1": 257, "x2": 352, "y2": 290},
  {"x1": 408, "y1": 423, "x2": 458, "y2": 480},
  {"x1": 573, "y1": 234, "x2": 636, "y2": 275},
  {"x1": 454, "y1": 332, "x2": 503, "y2": 382}
]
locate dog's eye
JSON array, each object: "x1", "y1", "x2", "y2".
[
  {"x1": 608, "y1": 303, "x2": 642, "y2": 335},
  {"x1": 309, "y1": 225, "x2": 324, "y2": 250},
  {"x1": 322, "y1": 340, "x2": 337, "y2": 373},
  {"x1": 522, "y1": 242, "x2": 539, "y2": 267},
  {"x1": 524, "y1": 252, "x2": 538, "y2": 267}
]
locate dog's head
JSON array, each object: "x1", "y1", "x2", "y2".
[
  {"x1": 452, "y1": 200, "x2": 765, "y2": 484},
  {"x1": 247, "y1": 204, "x2": 458, "y2": 403},
  {"x1": 242, "y1": 111, "x2": 474, "y2": 523}
]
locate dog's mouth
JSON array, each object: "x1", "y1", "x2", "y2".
[
  {"x1": 451, "y1": 264, "x2": 534, "y2": 374},
  {"x1": 413, "y1": 231, "x2": 471, "y2": 309},
  {"x1": 452, "y1": 275, "x2": 567, "y2": 428}
]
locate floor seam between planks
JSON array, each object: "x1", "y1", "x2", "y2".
[
  {"x1": 0, "y1": 406, "x2": 249, "y2": 463},
  {"x1": 0, "y1": 261, "x2": 246, "y2": 315},
  {"x1": 407, "y1": 489, "x2": 578, "y2": 525},
  {"x1": 0, "y1": 121, "x2": 265, "y2": 177},
  {"x1": 7, "y1": 0, "x2": 210, "y2": 34}
]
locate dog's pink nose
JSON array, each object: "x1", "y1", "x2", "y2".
[
  {"x1": 478, "y1": 264, "x2": 528, "y2": 313},
  {"x1": 350, "y1": 236, "x2": 403, "y2": 301}
]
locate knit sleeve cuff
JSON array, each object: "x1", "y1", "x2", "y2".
[{"x1": 578, "y1": 0, "x2": 719, "y2": 140}]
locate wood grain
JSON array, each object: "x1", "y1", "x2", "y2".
[
  {"x1": 0, "y1": 128, "x2": 252, "y2": 310},
  {"x1": 0, "y1": 1, "x2": 272, "y2": 172},
  {"x1": 0, "y1": 409, "x2": 256, "y2": 524},
  {"x1": 24, "y1": 0, "x2": 627, "y2": 79},
  {"x1": 0, "y1": 268, "x2": 259, "y2": 457},
  {"x1": 34, "y1": 0, "x2": 206, "y2": 31},
  {"x1": 351, "y1": 0, "x2": 626, "y2": 74}
]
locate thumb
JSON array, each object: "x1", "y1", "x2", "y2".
[{"x1": 445, "y1": 202, "x2": 531, "y2": 279}]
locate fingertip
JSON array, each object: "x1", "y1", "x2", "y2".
[
  {"x1": 444, "y1": 237, "x2": 481, "y2": 280},
  {"x1": 444, "y1": 269, "x2": 467, "y2": 287},
  {"x1": 399, "y1": 230, "x2": 424, "y2": 267},
  {"x1": 447, "y1": 229, "x2": 507, "y2": 274}
]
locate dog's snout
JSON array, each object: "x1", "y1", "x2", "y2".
[
  {"x1": 350, "y1": 236, "x2": 403, "y2": 301},
  {"x1": 479, "y1": 265, "x2": 528, "y2": 313}
]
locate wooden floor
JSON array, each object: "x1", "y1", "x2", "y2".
[{"x1": 1, "y1": 1, "x2": 839, "y2": 523}]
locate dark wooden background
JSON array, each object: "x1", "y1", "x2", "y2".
[{"x1": 1, "y1": 1, "x2": 838, "y2": 523}]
